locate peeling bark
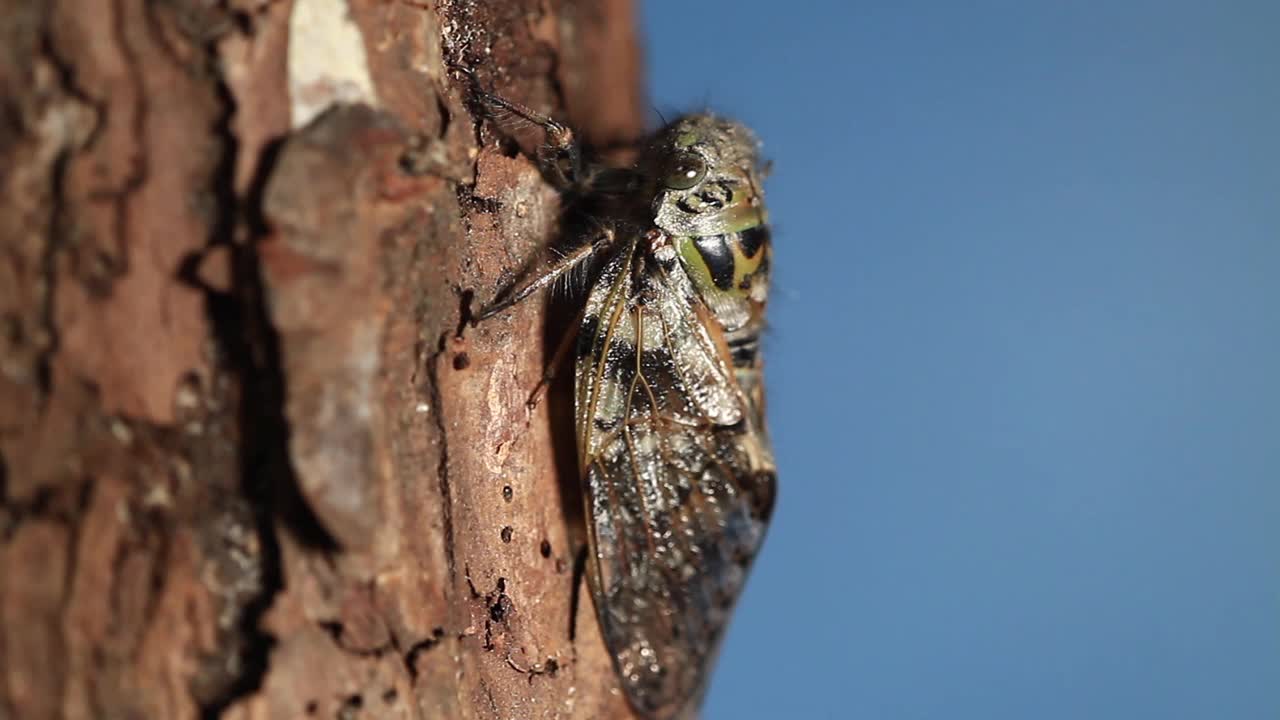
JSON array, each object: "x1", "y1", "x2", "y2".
[{"x1": 0, "y1": 1, "x2": 646, "y2": 718}]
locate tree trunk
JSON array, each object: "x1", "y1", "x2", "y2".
[{"x1": 0, "y1": 1, "x2": 646, "y2": 718}]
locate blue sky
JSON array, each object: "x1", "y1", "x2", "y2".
[{"x1": 641, "y1": 2, "x2": 1280, "y2": 718}]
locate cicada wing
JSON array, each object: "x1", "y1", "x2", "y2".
[{"x1": 575, "y1": 246, "x2": 776, "y2": 719}]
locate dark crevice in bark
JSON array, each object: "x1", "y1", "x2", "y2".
[
  {"x1": 402, "y1": 626, "x2": 446, "y2": 681},
  {"x1": 427, "y1": 328, "x2": 458, "y2": 582},
  {"x1": 32, "y1": 29, "x2": 86, "y2": 403},
  {"x1": 191, "y1": 39, "x2": 282, "y2": 720},
  {"x1": 35, "y1": 141, "x2": 70, "y2": 401},
  {"x1": 567, "y1": 541, "x2": 590, "y2": 644}
]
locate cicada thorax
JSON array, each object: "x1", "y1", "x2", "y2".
[
  {"x1": 674, "y1": 223, "x2": 771, "y2": 343},
  {"x1": 673, "y1": 219, "x2": 776, "y2": 488}
]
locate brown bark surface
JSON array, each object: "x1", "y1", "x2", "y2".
[{"x1": 0, "y1": 2, "x2": 646, "y2": 718}]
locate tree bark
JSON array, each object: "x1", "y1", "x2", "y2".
[{"x1": 0, "y1": 1, "x2": 646, "y2": 718}]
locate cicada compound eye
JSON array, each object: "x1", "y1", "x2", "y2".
[{"x1": 662, "y1": 152, "x2": 708, "y2": 190}]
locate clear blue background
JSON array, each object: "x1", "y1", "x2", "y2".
[{"x1": 641, "y1": 2, "x2": 1279, "y2": 718}]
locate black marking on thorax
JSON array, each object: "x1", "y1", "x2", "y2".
[
  {"x1": 738, "y1": 225, "x2": 769, "y2": 259},
  {"x1": 693, "y1": 234, "x2": 735, "y2": 291}
]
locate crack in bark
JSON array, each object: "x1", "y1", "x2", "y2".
[
  {"x1": 427, "y1": 328, "x2": 458, "y2": 585},
  {"x1": 189, "y1": 15, "x2": 284, "y2": 717},
  {"x1": 402, "y1": 626, "x2": 447, "y2": 680}
]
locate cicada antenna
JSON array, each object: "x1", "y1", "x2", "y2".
[{"x1": 652, "y1": 104, "x2": 669, "y2": 127}]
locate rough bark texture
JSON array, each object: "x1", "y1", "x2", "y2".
[{"x1": 0, "y1": 1, "x2": 646, "y2": 718}]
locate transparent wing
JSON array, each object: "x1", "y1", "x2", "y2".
[{"x1": 575, "y1": 244, "x2": 776, "y2": 719}]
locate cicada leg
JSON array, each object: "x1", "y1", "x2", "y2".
[
  {"x1": 474, "y1": 230, "x2": 608, "y2": 322},
  {"x1": 452, "y1": 66, "x2": 630, "y2": 408},
  {"x1": 450, "y1": 64, "x2": 582, "y2": 189},
  {"x1": 473, "y1": 223, "x2": 614, "y2": 410},
  {"x1": 451, "y1": 64, "x2": 644, "y2": 196}
]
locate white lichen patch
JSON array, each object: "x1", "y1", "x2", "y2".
[{"x1": 288, "y1": 0, "x2": 379, "y2": 128}]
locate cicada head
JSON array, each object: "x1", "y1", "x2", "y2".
[
  {"x1": 646, "y1": 115, "x2": 772, "y2": 331},
  {"x1": 646, "y1": 114, "x2": 768, "y2": 238}
]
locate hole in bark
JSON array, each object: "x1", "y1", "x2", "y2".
[
  {"x1": 500, "y1": 525, "x2": 513, "y2": 543},
  {"x1": 540, "y1": 539, "x2": 551, "y2": 558},
  {"x1": 455, "y1": 288, "x2": 475, "y2": 336},
  {"x1": 320, "y1": 620, "x2": 344, "y2": 644},
  {"x1": 338, "y1": 694, "x2": 363, "y2": 720},
  {"x1": 436, "y1": 91, "x2": 452, "y2": 139},
  {"x1": 490, "y1": 600, "x2": 508, "y2": 623},
  {"x1": 488, "y1": 578, "x2": 512, "y2": 624}
]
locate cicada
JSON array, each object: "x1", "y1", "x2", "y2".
[{"x1": 464, "y1": 73, "x2": 776, "y2": 720}]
